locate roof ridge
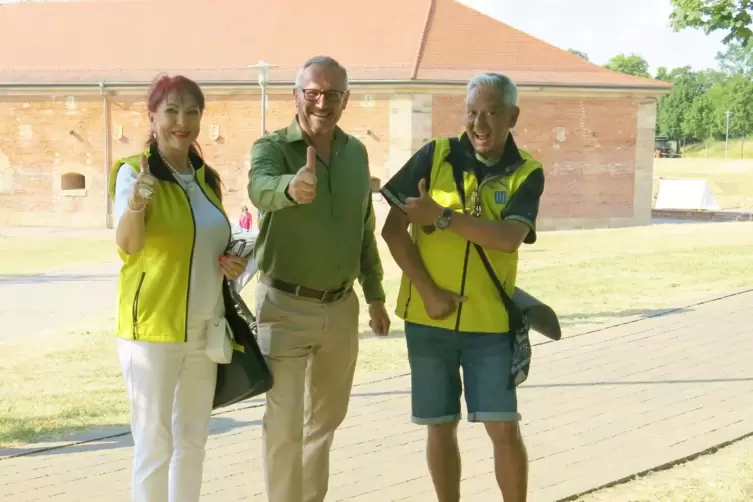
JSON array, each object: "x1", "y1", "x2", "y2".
[{"x1": 409, "y1": 0, "x2": 436, "y2": 81}]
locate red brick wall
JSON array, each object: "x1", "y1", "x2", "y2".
[
  {"x1": 0, "y1": 96, "x2": 107, "y2": 226},
  {"x1": 0, "y1": 92, "x2": 390, "y2": 227},
  {"x1": 1, "y1": 91, "x2": 639, "y2": 227},
  {"x1": 432, "y1": 95, "x2": 638, "y2": 220}
]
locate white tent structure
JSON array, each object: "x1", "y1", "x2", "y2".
[{"x1": 654, "y1": 178, "x2": 722, "y2": 211}]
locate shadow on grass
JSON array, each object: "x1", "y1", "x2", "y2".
[
  {"x1": 0, "y1": 385, "x2": 413, "y2": 458},
  {"x1": 0, "y1": 414, "x2": 263, "y2": 458}
]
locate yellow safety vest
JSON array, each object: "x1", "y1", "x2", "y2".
[
  {"x1": 395, "y1": 137, "x2": 543, "y2": 333},
  {"x1": 107, "y1": 146, "x2": 228, "y2": 343}
]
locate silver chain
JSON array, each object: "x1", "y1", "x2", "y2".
[{"x1": 158, "y1": 150, "x2": 197, "y2": 194}]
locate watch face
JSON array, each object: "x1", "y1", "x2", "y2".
[{"x1": 436, "y1": 208, "x2": 452, "y2": 229}]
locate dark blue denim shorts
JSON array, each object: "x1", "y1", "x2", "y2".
[{"x1": 404, "y1": 321, "x2": 521, "y2": 425}]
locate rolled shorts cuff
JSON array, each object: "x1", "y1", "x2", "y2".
[
  {"x1": 411, "y1": 413, "x2": 462, "y2": 426},
  {"x1": 468, "y1": 411, "x2": 521, "y2": 423}
]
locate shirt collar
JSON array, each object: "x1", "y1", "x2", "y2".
[
  {"x1": 458, "y1": 132, "x2": 524, "y2": 175},
  {"x1": 285, "y1": 116, "x2": 349, "y2": 145}
]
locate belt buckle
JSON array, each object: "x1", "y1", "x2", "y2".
[{"x1": 322, "y1": 287, "x2": 342, "y2": 303}]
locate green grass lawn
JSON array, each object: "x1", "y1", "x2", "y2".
[
  {"x1": 681, "y1": 136, "x2": 753, "y2": 159},
  {"x1": 2, "y1": 221, "x2": 752, "y2": 447},
  {"x1": 0, "y1": 233, "x2": 115, "y2": 276},
  {"x1": 577, "y1": 436, "x2": 753, "y2": 502}
]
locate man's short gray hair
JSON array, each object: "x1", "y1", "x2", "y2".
[
  {"x1": 295, "y1": 56, "x2": 349, "y2": 88},
  {"x1": 466, "y1": 72, "x2": 519, "y2": 108}
]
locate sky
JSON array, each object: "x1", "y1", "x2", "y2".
[
  {"x1": 458, "y1": 0, "x2": 728, "y2": 74},
  {"x1": 1, "y1": 0, "x2": 729, "y2": 74}
]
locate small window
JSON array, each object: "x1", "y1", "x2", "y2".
[
  {"x1": 61, "y1": 172, "x2": 86, "y2": 190},
  {"x1": 370, "y1": 176, "x2": 381, "y2": 193}
]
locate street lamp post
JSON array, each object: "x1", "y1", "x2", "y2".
[
  {"x1": 248, "y1": 60, "x2": 278, "y2": 137},
  {"x1": 725, "y1": 110, "x2": 732, "y2": 159}
]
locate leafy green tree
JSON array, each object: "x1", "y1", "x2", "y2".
[
  {"x1": 655, "y1": 67, "x2": 705, "y2": 140},
  {"x1": 724, "y1": 76, "x2": 753, "y2": 142},
  {"x1": 670, "y1": 0, "x2": 753, "y2": 46},
  {"x1": 655, "y1": 66, "x2": 672, "y2": 81},
  {"x1": 567, "y1": 49, "x2": 589, "y2": 60},
  {"x1": 716, "y1": 40, "x2": 753, "y2": 74},
  {"x1": 604, "y1": 54, "x2": 651, "y2": 77},
  {"x1": 683, "y1": 93, "x2": 718, "y2": 152}
]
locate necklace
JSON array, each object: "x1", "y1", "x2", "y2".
[{"x1": 158, "y1": 150, "x2": 197, "y2": 195}]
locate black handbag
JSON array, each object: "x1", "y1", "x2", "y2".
[{"x1": 212, "y1": 278, "x2": 273, "y2": 410}]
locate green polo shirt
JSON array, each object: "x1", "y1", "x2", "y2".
[{"x1": 248, "y1": 117, "x2": 385, "y2": 303}]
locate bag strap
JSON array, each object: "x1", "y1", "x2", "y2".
[
  {"x1": 472, "y1": 243, "x2": 522, "y2": 326},
  {"x1": 446, "y1": 138, "x2": 523, "y2": 328}
]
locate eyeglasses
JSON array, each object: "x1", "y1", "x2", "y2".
[{"x1": 299, "y1": 88, "x2": 348, "y2": 104}]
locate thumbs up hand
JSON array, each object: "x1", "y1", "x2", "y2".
[
  {"x1": 403, "y1": 178, "x2": 444, "y2": 227},
  {"x1": 130, "y1": 154, "x2": 157, "y2": 211},
  {"x1": 287, "y1": 146, "x2": 318, "y2": 204}
]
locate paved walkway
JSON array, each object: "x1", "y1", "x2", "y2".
[
  {"x1": 1, "y1": 290, "x2": 752, "y2": 501},
  {"x1": 0, "y1": 262, "x2": 120, "y2": 342}
]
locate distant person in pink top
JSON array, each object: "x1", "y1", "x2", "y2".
[{"x1": 239, "y1": 206, "x2": 252, "y2": 231}]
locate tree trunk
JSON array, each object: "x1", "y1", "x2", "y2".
[{"x1": 742, "y1": 136, "x2": 746, "y2": 159}]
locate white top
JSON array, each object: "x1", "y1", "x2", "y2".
[{"x1": 113, "y1": 165, "x2": 230, "y2": 336}]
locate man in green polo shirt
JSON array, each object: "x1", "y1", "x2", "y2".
[{"x1": 247, "y1": 55, "x2": 391, "y2": 502}]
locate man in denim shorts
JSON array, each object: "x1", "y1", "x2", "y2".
[{"x1": 380, "y1": 72, "x2": 545, "y2": 502}]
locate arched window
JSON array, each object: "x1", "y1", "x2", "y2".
[{"x1": 61, "y1": 172, "x2": 86, "y2": 190}]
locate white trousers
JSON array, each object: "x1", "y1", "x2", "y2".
[{"x1": 117, "y1": 324, "x2": 217, "y2": 502}]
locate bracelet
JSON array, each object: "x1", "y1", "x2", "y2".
[{"x1": 127, "y1": 199, "x2": 147, "y2": 213}]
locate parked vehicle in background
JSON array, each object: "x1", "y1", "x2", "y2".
[{"x1": 655, "y1": 136, "x2": 681, "y2": 158}]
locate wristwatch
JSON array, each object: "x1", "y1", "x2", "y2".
[{"x1": 436, "y1": 207, "x2": 453, "y2": 230}]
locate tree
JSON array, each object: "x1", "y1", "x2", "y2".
[
  {"x1": 655, "y1": 67, "x2": 705, "y2": 141},
  {"x1": 567, "y1": 49, "x2": 589, "y2": 60},
  {"x1": 723, "y1": 76, "x2": 753, "y2": 153},
  {"x1": 604, "y1": 54, "x2": 651, "y2": 78},
  {"x1": 716, "y1": 40, "x2": 753, "y2": 74},
  {"x1": 655, "y1": 66, "x2": 672, "y2": 81},
  {"x1": 670, "y1": 0, "x2": 753, "y2": 47},
  {"x1": 683, "y1": 93, "x2": 718, "y2": 153}
]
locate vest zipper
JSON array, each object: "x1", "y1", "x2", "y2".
[
  {"x1": 453, "y1": 242, "x2": 471, "y2": 331},
  {"x1": 132, "y1": 271, "x2": 146, "y2": 339},
  {"x1": 452, "y1": 173, "x2": 504, "y2": 332},
  {"x1": 180, "y1": 185, "x2": 196, "y2": 343}
]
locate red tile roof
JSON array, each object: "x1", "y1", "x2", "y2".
[{"x1": 0, "y1": 0, "x2": 670, "y2": 90}]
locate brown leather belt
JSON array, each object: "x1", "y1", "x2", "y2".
[{"x1": 260, "y1": 274, "x2": 351, "y2": 303}]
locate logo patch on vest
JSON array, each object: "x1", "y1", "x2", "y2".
[{"x1": 494, "y1": 191, "x2": 507, "y2": 204}]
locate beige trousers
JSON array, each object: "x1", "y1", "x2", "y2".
[{"x1": 255, "y1": 281, "x2": 360, "y2": 502}]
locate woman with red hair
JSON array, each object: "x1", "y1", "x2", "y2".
[{"x1": 108, "y1": 74, "x2": 247, "y2": 502}]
